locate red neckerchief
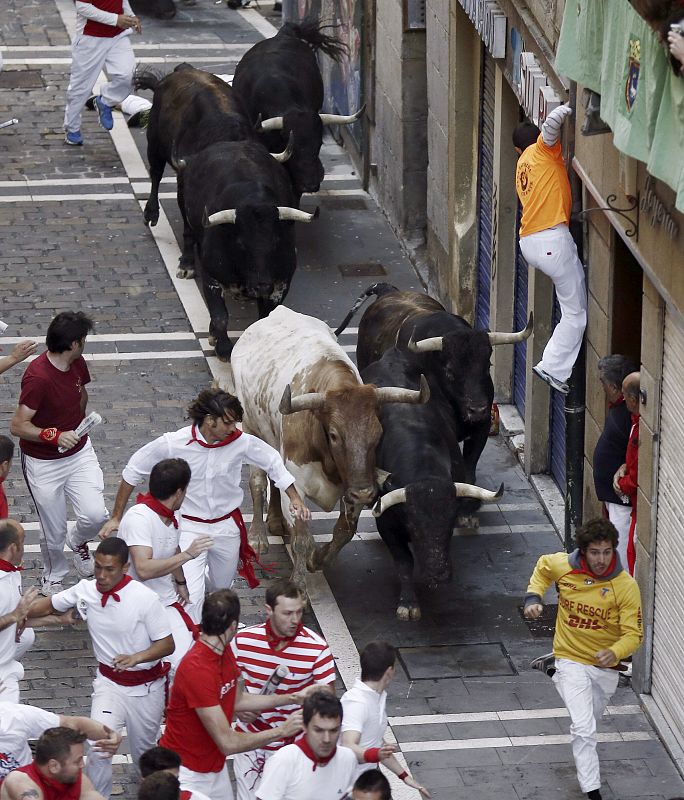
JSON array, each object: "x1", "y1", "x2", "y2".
[
  {"x1": 265, "y1": 619, "x2": 304, "y2": 649},
  {"x1": 575, "y1": 553, "x2": 617, "y2": 577},
  {"x1": 608, "y1": 394, "x2": 624, "y2": 410},
  {"x1": 22, "y1": 762, "x2": 82, "y2": 800},
  {"x1": 295, "y1": 736, "x2": 337, "y2": 771},
  {"x1": 136, "y1": 492, "x2": 178, "y2": 529},
  {"x1": 98, "y1": 574, "x2": 133, "y2": 607},
  {"x1": 0, "y1": 559, "x2": 21, "y2": 572},
  {"x1": 185, "y1": 425, "x2": 242, "y2": 448}
]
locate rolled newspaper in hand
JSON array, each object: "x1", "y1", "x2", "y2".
[
  {"x1": 0, "y1": 320, "x2": 8, "y2": 334},
  {"x1": 259, "y1": 664, "x2": 290, "y2": 695},
  {"x1": 58, "y1": 411, "x2": 103, "y2": 453}
]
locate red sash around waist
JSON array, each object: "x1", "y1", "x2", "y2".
[
  {"x1": 170, "y1": 601, "x2": 200, "y2": 640},
  {"x1": 98, "y1": 660, "x2": 170, "y2": 686}
]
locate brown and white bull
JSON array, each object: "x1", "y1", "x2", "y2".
[{"x1": 230, "y1": 305, "x2": 429, "y2": 587}]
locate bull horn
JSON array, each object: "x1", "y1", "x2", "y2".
[
  {"x1": 270, "y1": 131, "x2": 294, "y2": 163},
  {"x1": 279, "y1": 384, "x2": 326, "y2": 415},
  {"x1": 204, "y1": 208, "x2": 237, "y2": 227},
  {"x1": 488, "y1": 312, "x2": 534, "y2": 345},
  {"x1": 257, "y1": 115, "x2": 285, "y2": 132},
  {"x1": 453, "y1": 481, "x2": 504, "y2": 502},
  {"x1": 372, "y1": 487, "x2": 407, "y2": 517},
  {"x1": 407, "y1": 330, "x2": 443, "y2": 353},
  {"x1": 319, "y1": 103, "x2": 366, "y2": 126},
  {"x1": 376, "y1": 374, "x2": 430, "y2": 405},
  {"x1": 277, "y1": 206, "x2": 319, "y2": 223}
]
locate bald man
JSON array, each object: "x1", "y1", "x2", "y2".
[{"x1": 613, "y1": 371, "x2": 640, "y2": 576}]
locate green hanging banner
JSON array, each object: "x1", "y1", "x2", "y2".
[{"x1": 556, "y1": 0, "x2": 684, "y2": 214}]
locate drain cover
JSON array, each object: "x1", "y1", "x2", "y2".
[
  {"x1": 519, "y1": 603, "x2": 557, "y2": 638},
  {"x1": 0, "y1": 70, "x2": 44, "y2": 89},
  {"x1": 338, "y1": 262, "x2": 387, "y2": 278},
  {"x1": 398, "y1": 643, "x2": 516, "y2": 679}
]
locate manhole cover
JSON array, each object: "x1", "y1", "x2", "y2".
[
  {"x1": 398, "y1": 643, "x2": 516, "y2": 679},
  {"x1": 0, "y1": 70, "x2": 44, "y2": 89},
  {"x1": 518, "y1": 603, "x2": 558, "y2": 638},
  {"x1": 338, "y1": 262, "x2": 387, "y2": 277}
]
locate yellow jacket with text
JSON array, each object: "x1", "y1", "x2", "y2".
[{"x1": 525, "y1": 550, "x2": 643, "y2": 666}]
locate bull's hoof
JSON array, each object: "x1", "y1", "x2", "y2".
[
  {"x1": 266, "y1": 517, "x2": 289, "y2": 538},
  {"x1": 176, "y1": 267, "x2": 195, "y2": 279},
  {"x1": 207, "y1": 334, "x2": 217, "y2": 347},
  {"x1": 457, "y1": 514, "x2": 479, "y2": 530},
  {"x1": 397, "y1": 604, "x2": 422, "y2": 622},
  {"x1": 143, "y1": 207, "x2": 159, "y2": 227},
  {"x1": 248, "y1": 525, "x2": 269, "y2": 556}
]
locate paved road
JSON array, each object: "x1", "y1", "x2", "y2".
[{"x1": 0, "y1": 2, "x2": 682, "y2": 799}]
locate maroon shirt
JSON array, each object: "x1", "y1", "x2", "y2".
[
  {"x1": 0, "y1": 479, "x2": 7, "y2": 519},
  {"x1": 19, "y1": 353, "x2": 90, "y2": 460}
]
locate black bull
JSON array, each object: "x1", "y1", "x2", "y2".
[
  {"x1": 232, "y1": 19, "x2": 363, "y2": 199},
  {"x1": 179, "y1": 140, "x2": 317, "y2": 360},
  {"x1": 361, "y1": 347, "x2": 503, "y2": 621},
  {"x1": 336, "y1": 283, "x2": 533, "y2": 485}
]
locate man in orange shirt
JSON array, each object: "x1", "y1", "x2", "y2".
[{"x1": 513, "y1": 104, "x2": 586, "y2": 395}]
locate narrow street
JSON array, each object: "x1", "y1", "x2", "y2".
[{"x1": 0, "y1": 2, "x2": 682, "y2": 799}]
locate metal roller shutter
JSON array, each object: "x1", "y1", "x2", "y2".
[
  {"x1": 651, "y1": 310, "x2": 684, "y2": 748},
  {"x1": 513, "y1": 206, "x2": 528, "y2": 417},
  {"x1": 475, "y1": 51, "x2": 495, "y2": 332},
  {"x1": 549, "y1": 296, "x2": 566, "y2": 492}
]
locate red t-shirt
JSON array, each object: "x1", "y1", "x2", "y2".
[
  {"x1": 160, "y1": 640, "x2": 240, "y2": 773},
  {"x1": 19, "y1": 353, "x2": 90, "y2": 460}
]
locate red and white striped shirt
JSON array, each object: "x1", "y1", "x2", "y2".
[{"x1": 231, "y1": 623, "x2": 335, "y2": 751}]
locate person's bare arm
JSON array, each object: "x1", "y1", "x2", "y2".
[
  {"x1": 59, "y1": 717, "x2": 122, "y2": 755},
  {"x1": 196, "y1": 705, "x2": 304, "y2": 756},
  {"x1": 79, "y1": 773, "x2": 106, "y2": 800},
  {"x1": 128, "y1": 539, "x2": 213, "y2": 581},
  {"x1": 111, "y1": 634, "x2": 174, "y2": 671},
  {"x1": 340, "y1": 730, "x2": 396, "y2": 764},
  {"x1": 99, "y1": 479, "x2": 136, "y2": 538},
  {"x1": 0, "y1": 587, "x2": 39, "y2": 632},
  {"x1": 1, "y1": 770, "x2": 43, "y2": 800},
  {"x1": 10, "y1": 404, "x2": 79, "y2": 451},
  {"x1": 25, "y1": 595, "x2": 57, "y2": 619},
  {"x1": 234, "y1": 681, "x2": 320, "y2": 714},
  {"x1": 0, "y1": 341, "x2": 37, "y2": 376}
]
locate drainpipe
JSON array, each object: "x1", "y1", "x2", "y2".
[{"x1": 564, "y1": 80, "x2": 586, "y2": 552}]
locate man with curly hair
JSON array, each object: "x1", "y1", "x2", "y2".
[{"x1": 523, "y1": 518, "x2": 643, "y2": 800}]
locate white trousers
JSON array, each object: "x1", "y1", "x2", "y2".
[
  {"x1": 0, "y1": 625, "x2": 34, "y2": 703},
  {"x1": 179, "y1": 763, "x2": 234, "y2": 800},
  {"x1": 179, "y1": 518, "x2": 240, "y2": 623},
  {"x1": 605, "y1": 502, "x2": 633, "y2": 573},
  {"x1": 553, "y1": 657, "x2": 619, "y2": 793},
  {"x1": 64, "y1": 32, "x2": 135, "y2": 133},
  {"x1": 165, "y1": 603, "x2": 195, "y2": 677},
  {"x1": 21, "y1": 440, "x2": 109, "y2": 583},
  {"x1": 86, "y1": 674, "x2": 166, "y2": 799},
  {"x1": 519, "y1": 224, "x2": 587, "y2": 383},
  {"x1": 234, "y1": 749, "x2": 273, "y2": 800}
]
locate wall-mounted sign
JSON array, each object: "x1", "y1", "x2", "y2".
[{"x1": 459, "y1": 0, "x2": 507, "y2": 59}]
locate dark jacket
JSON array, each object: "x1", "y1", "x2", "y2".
[{"x1": 593, "y1": 397, "x2": 632, "y2": 505}]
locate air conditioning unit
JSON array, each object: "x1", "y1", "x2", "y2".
[{"x1": 538, "y1": 85, "x2": 561, "y2": 127}]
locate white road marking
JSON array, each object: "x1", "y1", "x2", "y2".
[
  {"x1": 0, "y1": 43, "x2": 249, "y2": 52},
  {"x1": 2, "y1": 56, "x2": 244, "y2": 65},
  {"x1": 400, "y1": 731, "x2": 654, "y2": 752},
  {"x1": 236, "y1": 7, "x2": 278, "y2": 38},
  {"x1": 19, "y1": 350, "x2": 202, "y2": 363},
  {"x1": 388, "y1": 705, "x2": 643, "y2": 726},
  {"x1": 0, "y1": 333, "x2": 195, "y2": 343}
]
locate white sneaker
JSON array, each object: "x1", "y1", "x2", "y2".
[
  {"x1": 40, "y1": 577, "x2": 65, "y2": 596},
  {"x1": 67, "y1": 534, "x2": 94, "y2": 578}
]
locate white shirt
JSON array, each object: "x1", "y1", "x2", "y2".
[
  {"x1": 340, "y1": 678, "x2": 388, "y2": 777},
  {"x1": 0, "y1": 571, "x2": 34, "y2": 674},
  {"x1": 119, "y1": 504, "x2": 180, "y2": 606},
  {"x1": 256, "y1": 744, "x2": 357, "y2": 800},
  {"x1": 51, "y1": 579, "x2": 171, "y2": 695},
  {"x1": 121, "y1": 426, "x2": 295, "y2": 521},
  {"x1": 0, "y1": 702, "x2": 59, "y2": 779}
]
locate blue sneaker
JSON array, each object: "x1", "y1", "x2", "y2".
[
  {"x1": 94, "y1": 96, "x2": 114, "y2": 130},
  {"x1": 64, "y1": 130, "x2": 83, "y2": 146}
]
